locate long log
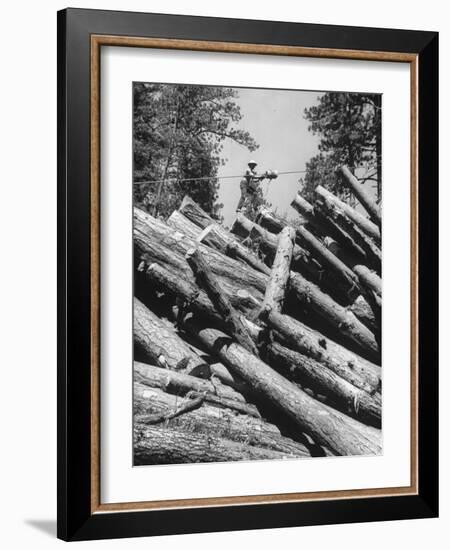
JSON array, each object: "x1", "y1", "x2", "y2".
[
  {"x1": 315, "y1": 198, "x2": 382, "y2": 274},
  {"x1": 295, "y1": 224, "x2": 362, "y2": 298},
  {"x1": 183, "y1": 321, "x2": 382, "y2": 456},
  {"x1": 315, "y1": 185, "x2": 381, "y2": 243},
  {"x1": 264, "y1": 342, "x2": 381, "y2": 427},
  {"x1": 288, "y1": 272, "x2": 380, "y2": 363},
  {"x1": 199, "y1": 223, "x2": 271, "y2": 276},
  {"x1": 134, "y1": 424, "x2": 294, "y2": 465},
  {"x1": 179, "y1": 194, "x2": 215, "y2": 229},
  {"x1": 290, "y1": 196, "x2": 376, "y2": 272},
  {"x1": 134, "y1": 362, "x2": 261, "y2": 417},
  {"x1": 134, "y1": 207, "x2": 266, "y2": 300},
  {"x1": 261, "y1": 226, "x2": 296, "y2": 314},
  {"x1": 134, "y1": 297, "x2": 207, "y2": 372},
  {"x1": 134, "y1": 382, "x2": 309, "y2": 456},
  {"x1": 186, "y1": 247, "x2": 259, "y2": 355},
  {"x1": 257, "y1": 308, "x2": 380, "y2": 392},
  {"x1": 143, "y1": 261, "x2": 380, "y2": 392},
  {"x1": 167, "y1": 209, "x2": 204, "y2": 240},
  {"x1": 222, "y1": 216, "x2": 379, "y2": 360},
  {"x1": 135, "y1": 360, "x2": 247, "y2": 404},
  {"x1": 353, "y1": 265, "x2": 382, "y2": 297},
  {"x1": 340, "y1": 165, "x2": 382, "y2": 227},
  {"x1": 231, "y1": 214, "x2": 325, "y2": 292}
]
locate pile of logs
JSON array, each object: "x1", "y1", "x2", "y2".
[{"x1": 133, "y1": 165, "x2": 382, "y2": 464}]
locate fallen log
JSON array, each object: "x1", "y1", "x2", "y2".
[
  {"x1": 353, "y1": 265, "x2": 382, "y2": 297},
  {"x1": 315, "y1": 198, "x2": 382, "y2": 274},
  {"x1": 295, "y1": 224, "x2": 362, "y2": 298},
  {"x1": 257, "y1": 308, "x2": 380, "y2": 392},
  {"x1": 134, "y1": 360, "x2": 248, "y2": 404},
  {"x1": 288, "y1": 272, "x2": 380, "y2": 363},
  {"x1": 340, "y1": 165, "x2": 382, "y2": 227},
  {"x1": 231, "y1": 214, "x2": 324, "y2": 290},
  {"x1": 199, "y1": 223, "x2": 271, "y2": 276},
  {"x1": 143, "y1": 261, "x2": 379, "y2": 392},
  {"x1": 134, "y1": 424, "x2": 293, "y2": 465},
  {"x1": 183, "y1": 321, "x2": 382, "y2": 456},
  {"x1": 134, "y1": 362, "x2": 261, "y2": 417},
  {"x1": 167, "y1": 209, "x2": 204, "y2": 240},
  {"x1": 134, "y1": 207, "x2": 266, "y2": 300},
  {"x1": 265, "y1": 342, "x2": 381, "y2": 427},
  {"x1": 261, "y1": 226, "x2": 296, "y2": 314},
  {"x1": 179, "y1": 194, "x2": 215, "y2": 229},
  {"x1": 315, "y1": 185, "x2": 381, "y2": 243},
  {"x1": 134, "y1": 382, "x2": 309, "y2": 456},
  {"x1": 186, "y1": 247, "x2": 259, "y2": 355},
  {"x1": 349, "y1": 294, "x2": 378, "y2": 334},
  {"x1": 134, "y1": 297, "x2": 208, "y2": 372}
]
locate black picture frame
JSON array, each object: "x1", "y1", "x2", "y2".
[{"x1": 57, "y1": 7, "x2": 438, "y2": 541}]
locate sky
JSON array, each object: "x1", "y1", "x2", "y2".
[{"x1": 216, "y1": 87, "x2": 322, "y2": 226}]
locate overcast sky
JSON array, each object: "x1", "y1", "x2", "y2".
[{"x1": 216, "y1": 87, "x2": 322, "y2": 227}]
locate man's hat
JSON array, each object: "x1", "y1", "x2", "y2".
[{"x1": 248, "y1": 160, "x2": 257, "y2": 169}]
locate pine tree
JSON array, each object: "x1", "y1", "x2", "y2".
[
  {"x1": 133, "y1": 83, "x2": 258, "y2": 219},
  {"x1": 300, "y1": 92, "x2": 382, "y2": 204}
]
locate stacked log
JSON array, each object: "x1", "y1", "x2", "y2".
[{"x1": 133, "y1": 173, "x2": 382, "y2": 465}]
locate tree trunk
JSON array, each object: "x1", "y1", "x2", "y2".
[
  {"x1": 353, "y1": 265, "x2": 382, "y2": 297},
  {"x1": 315, "y1": 185, "x2": 381, "y2": 243},
  {"x1": 167, "y1": 210, "x2": 204, "y2": 240},
  {"x1": 179, "y1": 194, "x2": 215, "y2": 229},
  {"x1": 288, "y1": 271, "x2": 380, "y2": 364},
  {"x1": 315, "y1": 198, "x2": 381, "y2": 274},
  {"x1": 231, "y1": 214, "x2": 324, "y2": 292},
  {"x1": 264, "y1": 342, "x2": 381, "y2": 427},
  {"x1": 134, "y1": 297, "x2": 208, "y2": 372},
  {"x1": 295, "y1": 224, "x2": 362, "y2": 299},
  {"x1": 349, "y1": 294, "x2": 378, "y2": 334},
  {"x1": 183, "y1": 321, "x2": 382, "y2": 456},
  {"x1": 134, "y1": 424, "x2": 294, "y2": 465},
  {"x1": 261, "y1": 226, "x2": 296, "y2": 314},
  {"x1": 134, "y1": 362, "x2": 261, "y2": 417},
  {"x1": 134, "y1": 360, "x2": 248, "y2": 403},
  {"x1": 199, "y1": 223, "x2": 271, "y2": 276},
  {"x1": 185, "y1": 247, "x2": 259, "y2": 356},
  {"x1": 143, "y1": 260, "x2": 379, "y2": 392},
  {"x1": 134, "y1": 206, "x2": 267, "y2": 300},
  {"x1": 257, "y1": 309, "x2": 380, "y2": 392},
  {"x1": 134, "y1": 382, "x2": 310, "y2": 457},
  {"x1": 340, "y1": 165, "x2": 382, "y2": 228}
]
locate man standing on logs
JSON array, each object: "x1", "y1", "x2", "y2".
[{"x1": 236, "y1": 160, "x2": 278, "y2": 219}]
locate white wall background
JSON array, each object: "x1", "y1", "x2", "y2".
[{"x1": 0, "y1": 1, "x2": 446, "y2": 547}]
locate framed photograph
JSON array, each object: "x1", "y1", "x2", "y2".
[{"x1": 57, "y1": 8, "x2": 438, "y2": 541}]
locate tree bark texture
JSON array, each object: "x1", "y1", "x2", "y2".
[
  {"x1": 199, "y1": 223, "x2": 271, "y2": 276},
  {"x1": 134, "y1": 361, "x2": 252, "y2": 407},
  {"x1": 315, "y1": 198, "x2": 381, "y2": 274},
  {"x1": 134, "y1": 424, "x2": 294, "y2": 465},
  {"x1": 179, "y1": 194, "x2": 215, "y2": 229},
  {"x1": 183, "y1": 321, "x2": 382, "y2": 456},
  {"x1": 143, "y1": 260, "x2": 379, "y2": 393},
  {"x1": 134, "y1": 206, "x2": 267, "y2": 300},
  {"x1": 340, "y1": 165, "x2": 382, "y2": 228},
  {"x1": 264, "y1": 342, "x2": 381, "y2": 427},
  {"x1": 258, "y1": 309, "x2": 380, "y2": 392},
  {"x1": 261, "y1": 226, "x2": 296, "y2": 314},
  {"x1": 185, "y1": 247, "x2": 259, "y2": 355},
  {"x1": 288, "y1": 272, "x2": 380, "y2": 364},
  {"x1": 134, "y1": 382, "x2": 310, "y2": 456},
  {"x1": 134, "y1": 297, "x2": 208, "y2": 372},
  {"x1": 315, "y1": 185, "x2": 381, "y2": 243}
]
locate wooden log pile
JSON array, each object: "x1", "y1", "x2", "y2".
[{"x1": 133, "y1": 170, "x2": 382, "y2": 464}]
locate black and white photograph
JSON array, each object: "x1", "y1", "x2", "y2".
[{"x1": 132, "y1": 82, "x2": 382, "y2": 465}]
